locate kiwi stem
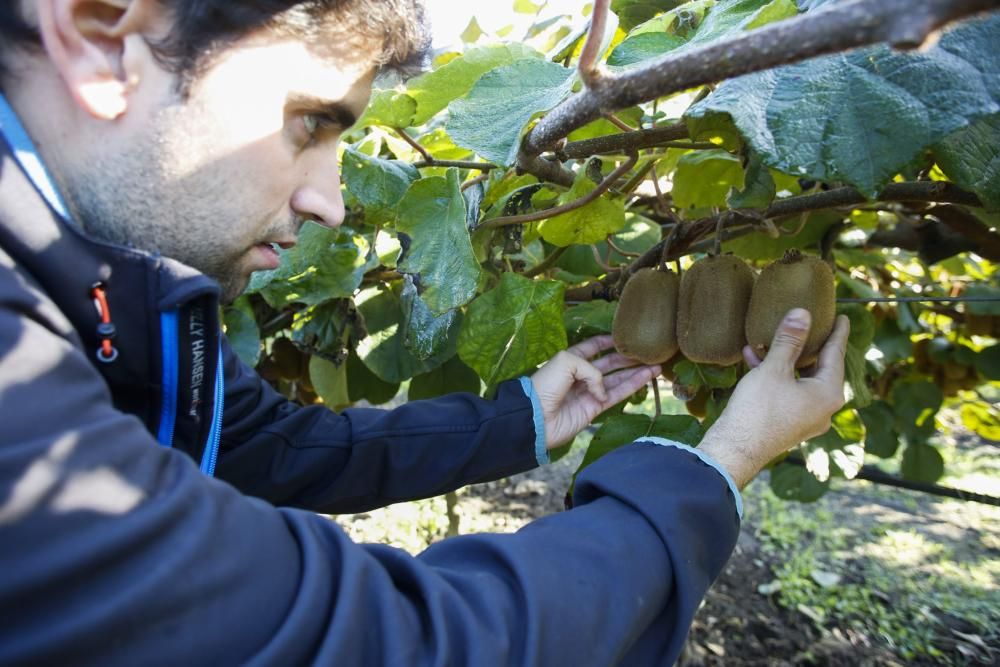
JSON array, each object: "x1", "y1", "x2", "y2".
[{"x1": 651, "y1": 377, "x2": 662, "y2": 418}]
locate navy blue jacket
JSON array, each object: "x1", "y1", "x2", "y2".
[{"x1": 0, "y1": 107, "x2": 741, "y2": 665}]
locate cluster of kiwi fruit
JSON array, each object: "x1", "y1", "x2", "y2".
[
  {"x1": 612, "y1": 249, "x2": 836, "y2": 411},
  {"x1": 912, "y1": 337, "x2": 982, "y2": 397}
]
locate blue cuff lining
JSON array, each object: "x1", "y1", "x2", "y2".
[
  {"x1": 635, "y1": 437, "x2": 744, "y2": 519},
  {"x1": 518, "y1": 377, "x2": 549, "y2": 466}
]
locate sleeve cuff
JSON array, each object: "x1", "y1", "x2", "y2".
[
  {"x1": 635, "y1": 437, "x2": 744, "y2": 519},
  {"x1": 517, "y1": 377, "x2": 549, "y2": 466}
]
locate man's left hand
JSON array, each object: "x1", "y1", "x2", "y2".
[{"x1": 530, "y1": 336, "x2": 662, "y2": 450}]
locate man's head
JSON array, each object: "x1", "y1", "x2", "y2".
[{"x1": 1, "y1": 0, "x2": 429, "y2": 302}]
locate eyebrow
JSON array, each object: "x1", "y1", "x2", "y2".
[{"x1": 286, "y1": 93, "x2": 359, "y2": 128}]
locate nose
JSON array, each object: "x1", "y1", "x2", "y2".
[{"x1": 290, "y1": 163, "x2": 345, "y2": 229}]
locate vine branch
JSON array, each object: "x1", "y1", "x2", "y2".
[
  {"x1": 481, "y1": 153, "x2": 639, "y2": 229},
  {"x1": 518, "y1": 0, "x2": 999, "y2": 166},
  {"x1": 556, "y1": 123, "x2": 691, "y2": 160},
  {"x1": 579, "y1": 0, "x2": 611, "y2": 88}
]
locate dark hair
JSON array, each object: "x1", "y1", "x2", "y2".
[{"x1": 0, "y1": 1, "x2": 430, "y2": 89}]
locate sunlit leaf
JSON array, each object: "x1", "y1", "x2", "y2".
[
  {"x1": 447, "y1": 59, "x2": 576, "y2": 167},
  {"x1": 687, "y1": 15, "x2": 1000, "y2": 195},
  {"x1": 457, "y1": 273, "x2": 567, "y2": 385},
  {"x1": 396, "y1": 170, "x2": 481, "y2": 315}
]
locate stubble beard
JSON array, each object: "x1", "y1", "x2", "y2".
[{"x1": 64, "y1": 110, "x2": 266, "y2": 304}]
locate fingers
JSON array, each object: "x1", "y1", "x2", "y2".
[
  {"x1": 743, "y1": 345, "x2": 762, "y2": 369},
  {"x1": 813, "y1": 314, "x2": 850, "y2": 385},
  {"x1": 591, "y1": 352, "x2": 640, "y2": 374},
  {"x1": 602, "y1": 366, "x2": 659, "y2": 406},
  {"x1": 761, "y1": 308, "x2": 811, "y2": 375},
  {"x1": 566, "y1": 335, "x2": 615, "y2": 361},
  {"x1": 560, "y1": 352, "x2": 608, "y2": 403}
]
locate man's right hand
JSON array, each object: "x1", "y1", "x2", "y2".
[{"x1": 698, "y1": 308, "x2": 850, "y2": 489}]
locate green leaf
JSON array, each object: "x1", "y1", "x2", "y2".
[
  {"x1": 960, "y1": 402, "x2": 1000, "y2": 441},
  {"x1": 400, "y1": 276, "x2": 461, "y2": 360},
  {"x1": 612, "y1": 0, "x2": 797, "y2": 67},
  {"x1": 555, "y1": 214, "x2": 659, "y2": 277},
  {"x1": 608, "y1": 32, "x2": 686, "y2": 67},
  {"x1": 458, "y1": 273, "x2": 567, "y2": 385},
  {"x1": 890, "y1": 379, "x2": 943, "y2": 440},
  {"x1": 447, "y1": 59, "x2": 576, "y2": 167},
  {"x1": 963, "y1": 285, "x2": 1000, "y2": 315},
  {"x1": 291, "y1": 301, "x2": 353, "y2": 359},
  {"x1": 355, "y1": 89, "x2": 417, "y2": 129},
  {"x1": 686, "y1": 14, "x2": 1000, "y2": 196},
  {"x1": 309, "y1": 356, "x2": 350, "y2": 409},
  {"x1": 976, "y1": 345, "x2": 1000, "y2": 381},
  {"x1": 727, "y1": 151, "x2": 776, "y2": 210},
  {"x1": 396, "y1": 170, "x2": 481, "y2": 315},
  {"x1": 672, "y1": 149, "x2": 746, "y2": 210},
  {"x1": 460, "y1": 17, "x2": 483, "y2": 43},
  {"x1": 406, "y1": 44, "x2": 541, "y2": 126},
  {"x1": 572, "y1": 413, "x2": 702, "y2": 489},
  {"x1": 355, "y1": 286, "x2": 456, "y2": 383},
  {"x1": 537, "y1": 164, "x2": 627, "y2": 246},
  {"x1": 722, "y1": 211, "x2": 841, "y2": 261},
  {"x1": 900, "y1": 442, "x2": 945, "y2": 484},
  {"x1": 839, "y1": 303, "x2": 877, "y2": 351},
  {"x1": 342, "y1": 147, "x2": 419, "y2": 224},
  {"x1": 223, "y1": 307, "x2": 261, "y2": 368},
  {"x1": 564, "y1": 300, "x2": 617, "y2": 340},
  {"x1": 831, "y1": 407, "x2": 865, "y2": 443},
  {"x1": 346, "y1": 351, "x2": 400, "y2": 405},
  {"x1": 770, "y1": 462, "x2": 830, "y2": 502},
  {"x1": 611, "y1": 0, "x2": 685, "y2": 31},
  {"x1": 935, "y1": 114, "x2": 1000, "y2": 210},
  {"x1": 514, "y1": 0, "x2": 543, "y2": 13},
  {"x1": 673, "y1": 360, "x2": 740, "y2": 392},
  {"x1": 859, "y1": 401, "x2": 899, "y2": 458},
  {"x1": 249, "y1": 224, "x2": 375, "y2": 307},
  {"x1": 409, "y1": 355, "x2": 482, "y2": 400}
]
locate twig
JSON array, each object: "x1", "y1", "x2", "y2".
[
  {"x1": 652, "y1": 377, "x2": 662, "y2": 418},
  {"x1": 579, "y1": 0, "x2": 611, "y2": 88},
  {"x1": 591, "y1": 244, "x2": 616, "y2": 272},
  {"x1": 606, "y1": 236, "x2": 640, "y2": 258},
  {"x1": 523, "y1": 246, "x2": 569, "y2": 278},
  {"x1": 517, "y1": 153, "x2": 576, "y2": 188},
  {"x1": 394, "y1": 127, "x2": 433, "y2": 163},
  {"x1": 415, "y1": 160, "x2": 500, "y2": 171},
  {"x1": 557, "y1": 123, "x2": 690, "y2": 160},
  {"x1": 603, "y1": 112, "x2": 635, "y2": 132},
  {"x1": 482, "y1": 153, "x2": 639, "y2": 229},
  {"x1": 520, "y1": 0, "x2": 998, "y2": 164},
  {"x1": 461, "y1": 174, "x2": 490, "y2": 192}
]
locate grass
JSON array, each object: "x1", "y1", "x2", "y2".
[{"x1": 744, "y1": 471, "x2": 1000, "y2": 662}]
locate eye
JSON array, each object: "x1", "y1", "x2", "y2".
[{"x1": 301, "y1": 113, "x2": 340, "y2": 139}]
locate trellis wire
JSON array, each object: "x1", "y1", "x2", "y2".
[{"x1": 836, "y1": 296, "x2": 1000, "y2": 304}]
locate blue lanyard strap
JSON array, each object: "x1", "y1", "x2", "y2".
[{"x1": 0, "y1": 94, "x2": 73, "y2": 220}]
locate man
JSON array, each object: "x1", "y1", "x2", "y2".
[{"x1": 0, "y1": 0, "x2": 849, "y2": 664}]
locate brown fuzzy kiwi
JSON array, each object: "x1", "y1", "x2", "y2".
[
  {"x1": 964, "y1": 312, "x2": 993, "y2": 337},
  {"x1": 612, "y1": 268, "x2": 680, "y2": 364},
  {"x1": 676, "y1": 254, "x2": 756, "y2": 366},
  {"x1": 745, "y1": 250, "x2": 836, "y2": 368}
]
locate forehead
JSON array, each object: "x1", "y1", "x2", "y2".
[{"x1": 189, "y1": 33, "x2": 378, "y2": 113}]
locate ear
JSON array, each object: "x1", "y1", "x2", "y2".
[{"x1": 35, "y1": 0, "x2": 162, "y2": 120}]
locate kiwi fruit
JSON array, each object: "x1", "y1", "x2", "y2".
[
  {"x1": 964, "y1": 312, "x2": 993, "y2": 337},
  {"x1": 271, "y1": 337, "x2": 304, "y2": 380},
  {"x1": 685, "y1": 389, "x2": 709, "y2": 419},
  {"x1": 676, "y1": 254, "x2": 756, "y2": 366},
  {"x1": 612, "y1": 268, "x2": 680, "y2": 364},
  {"x1": 745, "y1": 250, "x2": 836, "y2": 368}
]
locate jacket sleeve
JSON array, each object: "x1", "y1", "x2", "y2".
[
  {"x1": 0, "y1": 272, "x2": 741, "y2": 667},
  {"x1": 215, "y1": 340, "x2": 540, "y2": 513}
]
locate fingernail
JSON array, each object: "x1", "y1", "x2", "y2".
[{"x1": 785, "y1": 308, "x2": 809, "y2": 330}]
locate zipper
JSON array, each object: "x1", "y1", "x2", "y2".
[
  {"x1": 157, "y1": 310, "x2": 179, "y2": 448},
  {"x1": 199, "y1": 342, "x2": 224, "y2": 477}
]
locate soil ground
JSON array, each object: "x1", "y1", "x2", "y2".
[{"x1": 333, "y1": 421, "x2": 999, "y2": 666}]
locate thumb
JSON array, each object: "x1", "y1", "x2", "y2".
[{"x1": 763, "y1": 308, "x2": 811, "y2": 374}]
